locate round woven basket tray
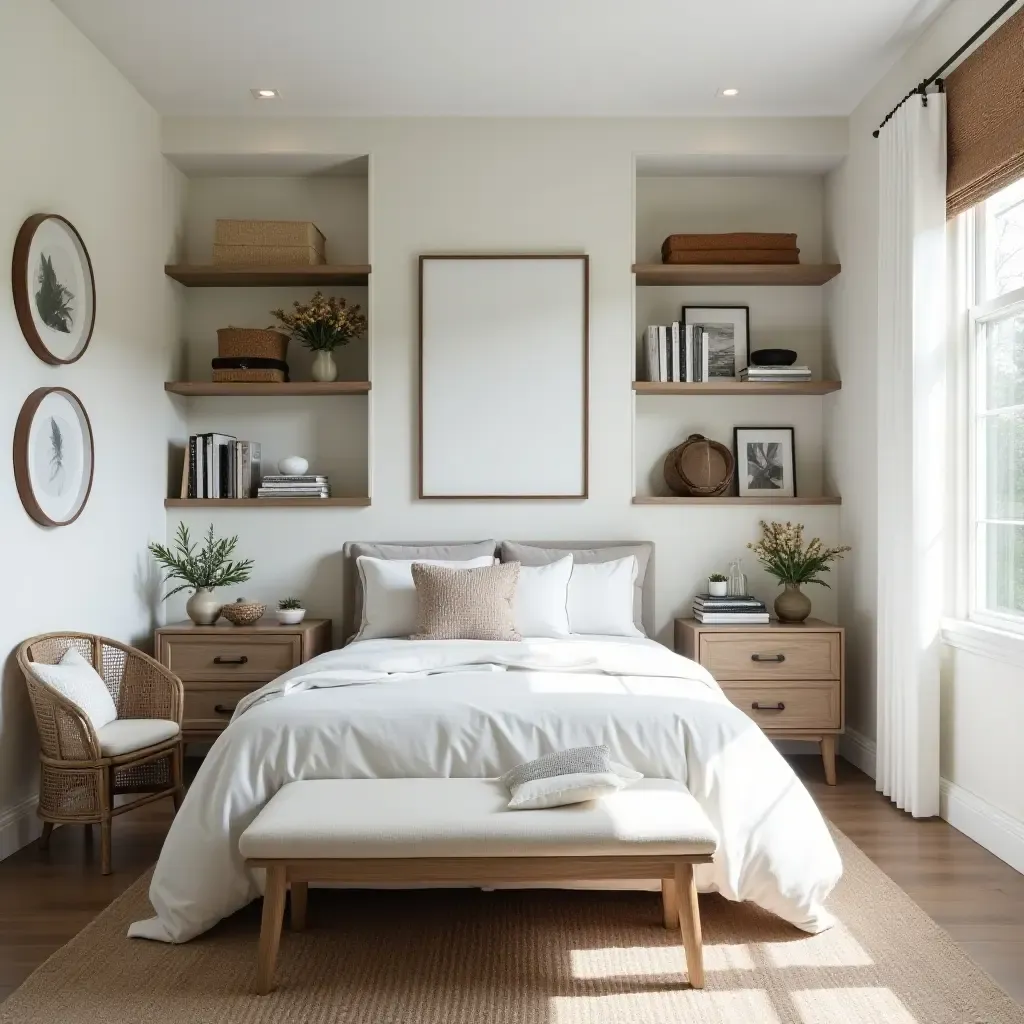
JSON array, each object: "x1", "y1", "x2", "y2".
[
  {"x1": 219, "y1": 601, "x2": 266, "y2": 626},
  {"x1": 664, "y1": 434, "x2": 735, "y2": 497},
  {"x1": 217, "y1": 328, "x2": 289, "y2": 362}
]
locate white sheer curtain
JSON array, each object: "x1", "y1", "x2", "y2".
[{"x1": 876, "y1": 92, "x2": 947, "y2": 817}]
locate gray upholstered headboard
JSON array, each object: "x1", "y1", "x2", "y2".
[{"x1": 340, "y1": 540, "x2": 655, "y2": 642}]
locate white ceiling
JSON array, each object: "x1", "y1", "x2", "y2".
[{"x1": 53, "y1": 0, "x2": 950, "y2": 118}]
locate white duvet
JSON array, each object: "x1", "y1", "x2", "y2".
[{"x1": 129, "y1": 636, "x2": 842, "y2": 943}]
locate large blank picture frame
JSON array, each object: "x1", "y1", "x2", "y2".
[{"x1": 419, "y1": 254, "x2": 589, "y2": 499}]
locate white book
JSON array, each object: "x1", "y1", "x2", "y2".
[
  {"x1": 658, "y1": 325, "x2": 668, "y2": 382},
  {"x1": 701, "y1": 330, "x2": 710, "y2": 382},
  {"x1": 684, "y1": 325, "x2": 695, "y2": 382},
  {"x1": 694, "y1": 612, "x2": 771, "y2": 623},
  {"x1": 670, "y1": 322, "x2": 682, "y2": 383},
  {"x1": 644, "y1": 326, "x2": 659, "y2": 382}
]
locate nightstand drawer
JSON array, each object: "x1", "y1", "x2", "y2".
[
  {"x1": 183, "y1": 685, "x2": 253, "y2": 733},
  {"x1": 720, "y1": 681, "x2": 841, "y2": 731},
  {"x1": 161, "y1": 635, "x2": 301, "y2": 682},
  {"x1": 699, "y1": 632, "x2": 841, "y2": 681}
]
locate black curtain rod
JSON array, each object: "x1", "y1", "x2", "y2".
[{"x1": 873, "y1": 0, "x2": 1020, "y2": 137}]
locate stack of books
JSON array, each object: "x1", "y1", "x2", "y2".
[
  {"x1": 257, "y1": 474, "x2": 330, "y2": 499},
  {"x1": 183, "y1": 435, "x2": 261, "y2": 499},
  {"x1": 739, "y1": 365, "x2": 812, "y2": 383},
  {"x1": 693, "y1": 593, "x2": 769, "y2": 624},
  {"x1": 643, "y1": 323, "x2": 710, "y2": 382}
]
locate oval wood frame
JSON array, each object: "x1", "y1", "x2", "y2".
[
  {"x1": 12, "y1": 214, "x2": 97, "y2": 365},
  {"x1": 13, "y1": 387, "x2": 95, "y2": 527}
]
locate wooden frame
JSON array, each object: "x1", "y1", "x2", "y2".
[
  {"x1": 682, "y1": 304, "x2": 751, "y2": 377},
  {"x1": 418, "y1": 254, "x2": 589, "y2": 500},
  {"x1": 13, "y1": 214, "x2": 97, "y2": 365},
  {"x1": 13, "y1": 387, "x2": 95, "y2": 527},
  {"x1": 247, "y1": 852, "x2": 711, "y2": 995}
]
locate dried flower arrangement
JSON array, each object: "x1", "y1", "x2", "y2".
[
  {"x1": 270, "y1": 291, "x2": 367, "y2": 353},
  {"x1": 748, "y1": 520, "x2": 851, "y2": 588}
]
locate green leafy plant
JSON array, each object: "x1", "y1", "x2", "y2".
[
  {"x1": 748, "y1": 520, "x2": 851, "y2": 588},
  {"x1": 35, "y1": 254, "x2": 74, "y2": 333},
  {"x1": 270, "y1": 291, "x2": 368, "y2": 352},
  {"x1": 708, "y1": 573, "x2": 728, "y2": 583},
  {"x1": 148, "y1": 523, "x2": 254, "y2": 599},
  {"x1": 278, "y1": 597, "x2": 303, "y2": 610}
]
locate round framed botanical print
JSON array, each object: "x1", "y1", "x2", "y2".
[
  {"x1": 12, "y1": 214, "x2": 96, "y2": 365},
  {"x1": 13, "y1": 388, "x2": 95, "y2": 527}
]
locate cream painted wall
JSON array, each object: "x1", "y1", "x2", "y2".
[
  {"x1": 0, "y1": 0, "x2": 183, "y2": 855},
  {"x1": 162, "y1": 118, "x2": 846, "y2": 641},
  {"x1": 825, "y1": 1, "x2": 1024, "y2": 855}
]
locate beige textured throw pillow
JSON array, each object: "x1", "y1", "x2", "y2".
[{"x1": 411, "y1": 561, "x2": 521, "y2": 641}]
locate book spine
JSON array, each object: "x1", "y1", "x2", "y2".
[
  {"x1": 251, "y1": 443, "x2": 262, "y2": 493},
  {"x1": 701, "y1": 330, "x2": 710, "y2": 382},
  {"x1": 187, "y1": 436, "x2": 197, "y2": 499},
  {"x1": 671, "y1": 322, "x2": 681, "y2": 383},
  {"x1": 658, "y1": 325, "x2": 668, "y2": 382},
  {"x1": 645, "y1": 327, "x2": 658, "y2": 382},
  {"x1": 684, "y1": 325, "x2": 693, "y2": 382}
]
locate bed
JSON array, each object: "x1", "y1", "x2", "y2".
[{"x1": 128, "y1": 540, "x2": 842, "y2": 944}]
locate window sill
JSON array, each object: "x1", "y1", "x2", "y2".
[{"x1": 941, "y1": 618, "x2": 1024, "y2": 669}]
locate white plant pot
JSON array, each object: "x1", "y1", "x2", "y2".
[
  {"x1": 186, "y1": 588, "x2": 222, "y2": 625},
  {"x1": 311, "y1": 351, "x2": 338, "y2": 382},
  {"x1": 708, "y1": 580, "x2": 728, "y2": 597},
  {"x1": 276, "y1": 608, "x2": 307, "y2": 625}
]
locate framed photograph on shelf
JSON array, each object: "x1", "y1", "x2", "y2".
[
  {"x1": 733, "y1": 426, "x2": 795, "y2": 498},
  {"x1": 682, "y1": 305, "x2": 749, "y2": 379}
]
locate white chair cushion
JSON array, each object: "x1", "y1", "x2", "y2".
[
  {"x1": 239, "y1": 778, "x2": 718, "y2": 860},
  {"x1": 29, "y1": 647, "x2": 118, "y2": 731},
  {"x1": 95, "y1": 719, "x2": 180, "y2": 756}
]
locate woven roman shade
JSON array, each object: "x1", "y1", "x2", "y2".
[{"x1": 946, "y1": 5, "x2": 1024, "y2": 218}]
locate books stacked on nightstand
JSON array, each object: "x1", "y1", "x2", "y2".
[{"x1": 693, "y1": 593, "x2": 769, "y2": 624}]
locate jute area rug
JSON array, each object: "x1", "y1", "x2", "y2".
[{"x1": 2, "y1": 829, "x2": 1021, "y2": 1024}]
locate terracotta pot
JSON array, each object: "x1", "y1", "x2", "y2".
[
  {"x1": 186, "y1": 588, "x2": 222, "y2": 625},
  {"x1": 774, "y1": 583, "x2": 811, "y2": 623}
]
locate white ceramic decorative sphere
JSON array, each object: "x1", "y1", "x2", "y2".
[{"x1": 278, "y1": 456, "x2": 309, "y2": 475}]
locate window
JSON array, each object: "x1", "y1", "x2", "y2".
[{"x1": 969, "y1": 178, "x2": 1024, "y2": 628}]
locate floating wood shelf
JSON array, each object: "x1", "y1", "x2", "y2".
[
  {"x1": 165, "y1": 381, "x2": 371, "y2": 397},
  {"x1": 633, "y1": 380, "x2": 841, "y2": 396},
  {"x1": 632, "y1": 264, "x2": 841, "y2": 287},
  {"x1": 632, "y1": 496, "x2": 841, "y2": 506},
  {"x1": 165, "y1": 497, "x2": 371, "y2": 508},
  {"x1": 164, "y1": 264, "x2": 371, "y2": 287}
]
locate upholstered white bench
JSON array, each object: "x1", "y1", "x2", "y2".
[{"x1": 239, "y1": 777, "x2": 718, "y2": 994}]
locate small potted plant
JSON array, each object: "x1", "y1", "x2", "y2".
[
  {"x1": 748, "y1": 520, "x2": 851, "y2": 623},
  {"x1": 270, "y1": 291, "x2": 368, "y2": 383},
  {"x1": 707, "y1": 573, "x2": 729, "y2": 597},
  {"x1": 277, "y1": 597, "x2": 306, "y2": 625},
  {"x1": 149, "y1": 523, "x2": 254, "y2": 625}
]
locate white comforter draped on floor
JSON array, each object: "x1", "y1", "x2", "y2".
[{"x1": 128, "y1": 637, "x2": 842, "y2": 943}]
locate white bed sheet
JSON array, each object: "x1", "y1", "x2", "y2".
[{"x1": 129, "y1": 636, "x2": 842, "y2": 943}]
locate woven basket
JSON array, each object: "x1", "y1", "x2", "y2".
[
  {"x1": 664, "y1": 434, "x2": 735, "y2": 497},
  {"x1": 212, "y1": 244, "x2": 324, "y2": 266},
  {"x1": 217, "y1": 328, "x2": 288, "y2": 361},
  {"x1": 220, "y1": 601, "x2": 266, "y2": 626},
  {"x1": 212, "y1": 367, "x2": 287, "y2": 383}
]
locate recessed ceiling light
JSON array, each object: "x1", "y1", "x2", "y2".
[
  {"x1": 251, "y1": 88, "x2": 280, "y2": 99},
  {"x1": 721, "y1": 88, "x2": 740, "y2": 97}
]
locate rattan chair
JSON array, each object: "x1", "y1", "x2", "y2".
[{"x1": 17, "y1": 632, "x2": 185, "y2": 874}]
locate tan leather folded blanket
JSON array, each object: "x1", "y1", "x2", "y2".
[
  {"x1": 662, "y1": 248, "x2": 800, "y2": 265},
  {"x1": 661, "y1": 232, "x2": 797, "y2": 258}
]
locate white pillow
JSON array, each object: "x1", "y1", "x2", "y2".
[
  {"x1": 507, "y1": 771, "x2": 627, "y2": 810},
  {"x1": 355, "y1": 555, "x2": 495, "y2": 640},
  {"x1": 568, "y1": 556, "x2": 644, "y2": 637},
  {"x1": 29, "y1": 647, "x2": 117, "y2": 731},
  {"x1": 514, "y1": 555, "x2": 572, "y2": 638}
]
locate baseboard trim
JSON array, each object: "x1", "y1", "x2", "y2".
[
  {"x1": 940, "y1": 779, "x2": 1024, "y2": 876},
  {"x1": 0, "y1": 795, "x2": 41, "y2": 861},
  {"x1": 840, "y1": 727, "x2": 877, "y2": 779}
]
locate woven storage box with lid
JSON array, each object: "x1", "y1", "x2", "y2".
[{"x1": 213, "y1": 219, "x2": 326, "y2": 266}]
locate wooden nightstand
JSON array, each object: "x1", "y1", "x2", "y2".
[
  {"x1": 155, "y1": 619, "x2": 332, "y2": 740},
  {"x1": 674, "y1": 617, "x2": 844, "y2": 785}
]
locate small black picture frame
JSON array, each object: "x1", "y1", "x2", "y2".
[{"x1": 733, "y1": 425, "x2": 796, "y2": 498}]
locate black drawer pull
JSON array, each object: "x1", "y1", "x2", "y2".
[
  {"x1": 752, "y1": 701, "x2": 786, "y2": 712},
  {"x1": 751, "y1": 653, "x2": 785, "y2": 663},
  {"x1": 213, "y1": 655, "x2": 248, "y2": 665},
  {"x1": 214, "y1": 703, "x2": 237, "y2": 715}
]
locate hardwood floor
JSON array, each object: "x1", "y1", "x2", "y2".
[{"x1": 0, "y1": 755, "x2": 1021, "y2": 1005}]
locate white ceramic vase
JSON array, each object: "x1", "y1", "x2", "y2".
[
  {"x1": 276, "y1": 608, "x2": 307, "y2": 625},
  {"x1": 311, "y1": 351, "x2": 338, "y2": 382},
  {"x1": 186, "y1": 587, "x2": 222, "y2": 625},
  {"x1": 708, "y1": 580, "x2": 728, "y2": 597}
]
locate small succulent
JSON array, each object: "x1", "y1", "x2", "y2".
[
  {"x1": 279, "y1": 597, "x2": 304, "y2": 610},
  {"x1": 708, "y1": 573, "x2": 729, "y2": 583}
]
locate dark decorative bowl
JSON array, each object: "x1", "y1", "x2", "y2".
[{"x1": 750, "y1": 348, "x2": 798, "y2": 366}]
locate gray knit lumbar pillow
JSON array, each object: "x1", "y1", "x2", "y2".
[
  {"x1": 501, "y1": 745, "x2": 642, "y2": 810},
  {"x1": 410, "y1": 561, "x2": 521, "y2": 641}
]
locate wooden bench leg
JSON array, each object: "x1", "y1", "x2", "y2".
[
  {"x1": 290, "y1": 881, "x2": 308, "y2": 932},
  {"x1": 256, "y1": 865, "x2": 288, "y2": 995},
  {"x1": 675, "y1": 862, "x2": 705, "y2": 989},
  {"x1": 661, "y1": 877, "x2": 677, "y2": 929}
]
